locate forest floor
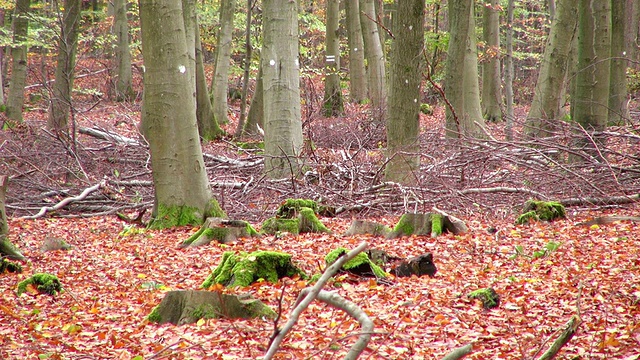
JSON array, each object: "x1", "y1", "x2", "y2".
[{"x1": 1, "y1": 56, "x2": 640, "y2": 359}]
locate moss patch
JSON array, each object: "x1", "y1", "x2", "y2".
[
  {"x1": 149, "y1": 204, "x2": 204, "y2": 229},
  {"x1": 516, "y1": 200, "x2": 566, "y2": 225},
  {"x1": 325, "y1": 248, "x2": 388, "y2": 278},
  {"x1": 261, "y1": 217, "x2": 300, "y2": 235},
  {"x1": 202, "y1": 251, "x2": 307, "y2": 288},
  {"x1": 17, "y1": 273, "x2": 62, "y2": 296}
]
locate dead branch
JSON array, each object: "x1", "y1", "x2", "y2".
[
  {"x1": 441, "y1": 343, "x2": 474, "y2": 360},
  {"x1": 79, "y1": 126, "x2": 140, "y2": 146},
  {"x1": 264, "y1": 241, "x2": 369, "y2": 360},
  {"x1": 20, "y1": 179, "x2": 107, "y2": 219},
  {"x1": 535, "y1": 316, "x2": 582, "y2": 360}
]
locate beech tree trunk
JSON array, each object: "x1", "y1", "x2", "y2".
[
  {"x1": 210, "y1": 0, "x2": 236, "y2": 125},
  {"x1": 384, "y1": 0, "x2": 424, "y2": 185},
  {"x1": 322, "y1": 0, "x2": 343, "y2": 117},
  {"x1": 608, "y1": 0, "x2": 630, "y2": 125},
  {"x1": 344, "y1": 0, "x2": 367, "y2": 103},
  {"x1": 113, "y1": 0, "x2": 133, "y2": 101},
  {"x1": 195, "y1": 24, "x2": 223, "y2": 140},
  {"x1": 262, "y1": 0, "x2": 303, "y2": 179},
  {"x1": 481, "y1": 0, "x2": 502, "y2": 122},
  {"x1": 5, "y1": 0, "x2": 30, "y2": 124},
  {"x1": 360, "y1": 0, "x2": 387, "y2": 117},
  {"x1": 526, "y1": 0, "x2": 578, "y2": 138},
  {"x1": 139, "y1": 0, "x2": 224, "y2": 228},
  {"x1": 47, "y1": 0, "x2": 81, "y2": 132}
]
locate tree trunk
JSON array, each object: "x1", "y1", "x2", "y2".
[
  {"x1": 195, "y1": 24, "x2": 223, "y2": 140},
  {"x1": 5, "y1": 0, "x2": 30, "y2": 125},
  {"x1": 210, "y1": 0, "x2": 236, "y2": 125},
  {"x1": 262, "y1": 0, "x2": 303, "y2": 179},
  {"x1": 481, "y1": 0, "x2": 502, "y2": 122},
  {"x1": 384, "y1": 0, "x2": 424, "y2": 185},
  {"x1": 572, "y1": 0, "x2": 610, "y2": 150},
  {"x1": 526, "y1": 0, "x2": 578, "y2": 138},
  {"x1": 113, "y1": 0, "x2": 133, "y2": 101},
  {"x1": 445, "y1": 0, "x2": 485, "y2": 138},
  {"x1": 504, "y1": 0, "x2": 515, "y2": 141},
  {"x1": 0, "y1": 176, "x2": 26, "y2": 261},
  {"x1": 139, "y1": 0, "x2": 224, "y2": 229},
  {"x1": 608, "y1": 0, "x2": 630, "y2": 125},
  {"x1": 47, "y1": 0, "x2": 81, "y2": 132},
  {"x1": 360, "y1": 0, "x2": 387, "y2": 117},
  {"x1": 243, "y1": 67, "x2": 264, "y2": 138},
  {"x1": 322, "y1": 0, "x2": 343, "y2": 117},
  {"x1": 234, "y1": 0, "x2": 254, "y2": 138},
  {"x1": 344, "y1": 0, "x2": 367, "y2": 103}
]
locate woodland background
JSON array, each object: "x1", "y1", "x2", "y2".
[{"x1": 0, "y1": 0, "x2": 639, "y2": 359}]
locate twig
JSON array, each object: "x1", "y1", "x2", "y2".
[
  {"x1": 264, "y1": 241, "x2": 369, "y2": 359},
  {"x1": 534, "y1": 315, "x2": 582, "y2": 360}
]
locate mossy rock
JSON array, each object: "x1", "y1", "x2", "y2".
[
  {"x1": 201, "y1": 251, "x2": 307, "y2": 288},
  {"x1": 17, "y1": 273, "x2": 62, "y2": 296},
  {"x1": 181, "y1": 218, "x2": 259, "y2": 247},
  {"x1": 148, "y1": 290, "x2": 276, "y2": 325},
  {"x1": 468, "y1": 288, "x2": 500, "y2": 309},
  {"x1": 516, "y1": 200, "x2": 566, "y2": 225},
  {"x1": 325, "y1": 248, "x2": 388, "y2": 279}
]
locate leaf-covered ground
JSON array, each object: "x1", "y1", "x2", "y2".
[{"x1": 2, "y1": 207, "x2": 639, "y2": 359}]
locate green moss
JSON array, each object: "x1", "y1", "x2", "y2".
[
  {"x1": 191, "y1": 304, "x2": 218, "y2": 320},
  {"x1": 149, "y1": 204, "x2": 204, "y2": 229},
  {"x1": 261, "y1": 217, "x2": 300, "y2": 235},
  {"x1": 202, "y1": 251, "x2": 306, "y2": 288},
  {"x1": 392, "y1": 215, "x2": 415, "y2": 236},
  {"x1": 17, "y1": 273, "x2": 62, "y2": 296},
  {"x1": 298, "y1": 207, "x2": 330, "y2": 233},
  {"x1": 325, "y1": 248, "x2": 388, "y2": 278},
  {"x1": 468, "y1": 288, "x2": 500, "y2": 309},
  {"x1": 147, "y1": 305, "x2": 162, "y2": 323},
  {"x1": 205, "y1": 199, "x2": 226, "y2": 218},
  {"x1": 276, "y1": 199, "x2": 318, "y2": 218},
  {"x1": 430, "y1": 214, "x2": 443, "y2": 236},
  {"x1": 0, "y1": 258, "x2": 22, "y2": 273},
  {"x1": 517, "y1": 200, "x2": 566, "y2": 225}
]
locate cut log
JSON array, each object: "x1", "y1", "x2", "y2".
[
  {"x1": 390, "y1": 253, "x2": 437, "y2": 278},
  {"x1": 147, "y1": 290, "x2": 276, "y2": 325}
]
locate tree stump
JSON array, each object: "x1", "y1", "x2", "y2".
[
  {"x1": 180, "y1": 218, "x2": 259, "y2": 247},
  {"x1": 387, "y1": 213, "x2": 468, "y2": 239},
  {"x1": 390, "y1": 253, "x2": 438, "y2": 278},
  {"x1": 325, "y1": 248, "x2": 388, "y2": 278},
  {"x1": 516, "y1": 200, "x2": 566, "y2": 225},
  {"x1": 201, "y1": 250, "x2": 307, "y2": 288},
  {"x1": 343, "y1": 220, "x2": 391, "y2": 237},
  {"x1": 0, "y1": 175, "x2": 26, "y2": 261},
  {"x1": 147, "y1": 290, "x2": 276, "y2": 325},
  {"x1": 17, "y1": 273, "x2": 62, "y2": 296},
  {"x1": 261, "y1": 198, "x2": 330, "y2": 235}
]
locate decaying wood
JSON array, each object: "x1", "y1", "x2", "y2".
[
  {"x1": 391, "y1": 253, "x2": 438, "y2": 278},
  {"x1": 576, "y1": 215, "x2": 640, "y2": 226},
  {"x1": 79, "y1": 126, "x2": 141, "y2": 145},
  {"x1": 441, "y1": 343, "x2": 474, "y2": 360},
  {"x1": 535, "y1": 315, "x2": 582, "y2": 360}
]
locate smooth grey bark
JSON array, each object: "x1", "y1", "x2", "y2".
[
  {"x1": 113, "y1": 0, "x2": 133, "y2": 101},
  {"x1": 5, "y1": 0, "x2": 30, "y2": 124},
  {"x1": 243, "y1": 66, "x2": 264, "y2": 138},
  {"x1": 445, "y1": 0, "x2": 485, "y2": 138},
  {"x1": 384, "y1": 0, "x2": 424, "y2": 185},
  {"x1": 344, "y1": 0, "x2": 367, "y2": 103},
  {"x1": 481, "y1": 0, "x2": 502, "y2": 122},
  {"x1": 262, "y1": 0, "x2": 303, "y2": 179},
  {"x1": 526, "y1": 0, "x2": 578, "y2": 138},
  {"x1": 210, "y1": 0, "x2": 236, "y2": 125},
  {"x1": 195, "y1": 24, "x2": 223, "y2": 140},
  {"x1": 139, "y1": 0, "x2": 222, "y2": 227},
  {"x1": 322, "y1": 0, "x2": 343, "y2": 117},
  {"x1": 608, "y1": 0, "x2": 630, "y2": 125},
  {"x1": 504, "y1": 0, "x2": 515, "y2": 141},
  {"x1": 235, "y1": 0, "x2": 255, "y2": 138},
  {"x1": 572, "y1": 0, "x2": 610, "y2": 133},
  {"x1": 360, "y1": 0, "x2": 387, "y2": 116},
  {"x1": 47, "y1": 0, "x2": 81, "y2": 132}
]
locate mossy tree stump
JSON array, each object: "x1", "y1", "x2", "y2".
[
  {"x1": 468, "y1": 288, "x2": 500, "y2": 309},
  {"x1": 324, "y1": 248, "x2": 388, "y2": 278},
  {"x1": 386, "y1": 213, "x2": 468, "y2": 239},
  {"x1": 516, "y1": 200, "x2": 566, "y2": 225},
  {"x1": 0, "y1": 175, "x2": 26, "y2": 261},
  {"x1": 202, "y1": 251, "x2": 307, "y2": 288},
  {"x1": 147, "y1": 290, "x2": 276, "y2": 325},
  {"x1": 17, "y1": 273, "x2": 62, "y2": 296},
  {"x1": 391, "y1": 253, "x2": 438, "y2": 278},
  {"x1": 261, "y1": 198, "x2": 330, "y2": 235},
  {"x1": 343, "y1": 220, "x2": 391, "y2": 237},
  {"x1": 180, "y1": 218, "x2": 259, "y2": 247}
]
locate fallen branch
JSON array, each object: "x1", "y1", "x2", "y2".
[
  {"x1": 264, "y1": 241, "x2": 369, "y2": 360},
  {"x1": 559, "y1": 194, "x2": 640, "y2": 207},
  {"x1": 535, "y1": 315, "x2": 582, "y2": 360},
  {"x1": 20, "y1": 180, "x2": 107, "y2": 220},
  {"x1": 79, "y1": 126, "x2": 141, "y2": 146},
  {"x1": 441, "y1": 343, "x2": 474, "y2": 360}
]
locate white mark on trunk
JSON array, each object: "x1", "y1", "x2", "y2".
[{"x1": 178, "y1": 65, "x2": 186, "y2": 73}]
